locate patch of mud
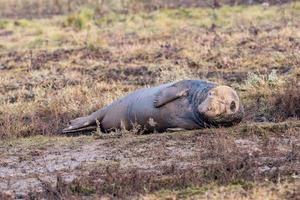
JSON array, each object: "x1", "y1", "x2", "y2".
[
  {"x1": 0, "y1": 70, "x2": 80, "y2": 95},
  {"x1": 123, "y1": 44, "x2": 183, "y2": 64},
  {"x1": 103, "y1": 66, "x2": 159, "y2": 85},
  {"x1": 68, "y1": 65, "x2": 158, "y2": 86},
  {"x1": 0, "y1": 47, "x2": 113, "y2": 70},
  {"x1": 0, "y1": 30, "x2": 13, "y2": 37},
  {"x1": 0, "y1": 125, "x2": 299, "y2": 198},
  {"x1": 77, "y1": 47, "x2": 112, "y2": 61},
  {"x1": 236, "y1": 34, "x2": 300, "y2": 55},
  {"x1": 202, "y1": 71, "x2": 248, "y2": 83}
]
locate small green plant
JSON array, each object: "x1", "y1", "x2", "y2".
[
  {"x1": 267, "y1": 70, "x2": 283, "y2": 87},
  {"x1": 70, "y1": 180, "x2": 96, "y2": 195},
  {"x1": 14, "y1": 19, "x2": 31, "y2": 27},
  {"x1": 244, "y1": 72, "x2": 264, "y2": 88},
  {"x1": 26, "y1": 38, "x2": 46, "y2": 49},
  {"x1": 0, "y1": 20, "x2": 9, "y2": 29},
  {"x1": 92, "y1": 120, "x2": 103, "y2": 138},
  {"x1": 50, "y1": 34, "x2": 67, "y2": 45},
  {"x1": 244, "y1": 70, "x2": 284, "y2": 88},
  {"x1": 64, "y1": 8, "x2": 94, "y2": 30},
  {"x1": 177, "y1": 186, "x2": 209, "y2": 198}
]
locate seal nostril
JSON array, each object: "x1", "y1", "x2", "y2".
[{"x1": 230, "y1": 101, "x2": 236, "y2": 112}]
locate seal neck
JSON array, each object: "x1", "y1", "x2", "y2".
[
  {"x1": 190, "y1": 84, "x2": 244, "y2": 128},
  {"x1": 190, "y1": 85, "x2": 215, "y2": 128}
]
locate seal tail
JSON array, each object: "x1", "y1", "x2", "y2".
[
  {"x1": 62, "y1": 116, "x2": 97, "y2": 133},
  {"x1": 62, "y1": 109, "x2": 106, "y2": 134}
]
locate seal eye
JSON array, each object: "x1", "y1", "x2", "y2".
[{"x1": 230, "y1": 101, "x2": 236, "y2": 112}]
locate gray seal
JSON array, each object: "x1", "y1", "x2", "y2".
[{"x1": 62, "y1": 80, "x2": 244, "y2": 133}]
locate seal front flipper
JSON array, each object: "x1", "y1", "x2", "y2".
[
  {"x1": 154, "y1": 81, "x2": 189, "y2": 108},
  {"x1": 62, "y1": 108, "x2": 106, "y2": 133}
]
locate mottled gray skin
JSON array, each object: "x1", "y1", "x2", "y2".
[{"x1": 63, "y1": 80, "x2": 244, "y2": 133}]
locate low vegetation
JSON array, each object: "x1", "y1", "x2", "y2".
[
  {"x1": 0, "y1": 0, "x2": 299, "y2": 199},
  {"x1": 0, "y1": 2, "x2": 299, "y2": 138}
]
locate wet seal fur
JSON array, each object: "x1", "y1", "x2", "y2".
[{"x1": 63, "y1": 80, "x2": 244, "y2": 134}]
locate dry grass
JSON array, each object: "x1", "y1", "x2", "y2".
[
  {"x1": 0, "y1": 2, "x2": 299, "y2": 138},
  {"x1": 241, "y1": 75, "x2": 300, "y2": 122}
]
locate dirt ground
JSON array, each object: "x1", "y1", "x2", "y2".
[{"x1": 0, "y1": 122, "x2": 299, "y2": 199}]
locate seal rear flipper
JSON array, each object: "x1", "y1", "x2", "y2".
[
  {"x1": 62, "y1": 116, "x2": 95, "y2": 133},
  {"x1": 62, "y1": 125, "x2": 97, "y2": 133},
  {"x1": 154, "y1": 81, "x2": 189, "y2": 108},
  {"x1": 62, "y1": 108, "x2": 106, "y2": 134}
]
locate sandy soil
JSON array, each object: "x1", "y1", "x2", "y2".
[{"x1": 1, "y1": 122, "x2": 299, "y2": 198}]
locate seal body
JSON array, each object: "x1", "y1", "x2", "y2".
[{"x1": 63, "y1": 80, "x2": 244, "y2": 133}]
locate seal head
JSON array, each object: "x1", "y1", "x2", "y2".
[{"x1": 197, "y1": 85, "x2": 244, "y2": 127}]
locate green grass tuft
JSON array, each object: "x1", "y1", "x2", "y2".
[{"x1": 64, "y1": 8, "x2": 94, "y2": 30}]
